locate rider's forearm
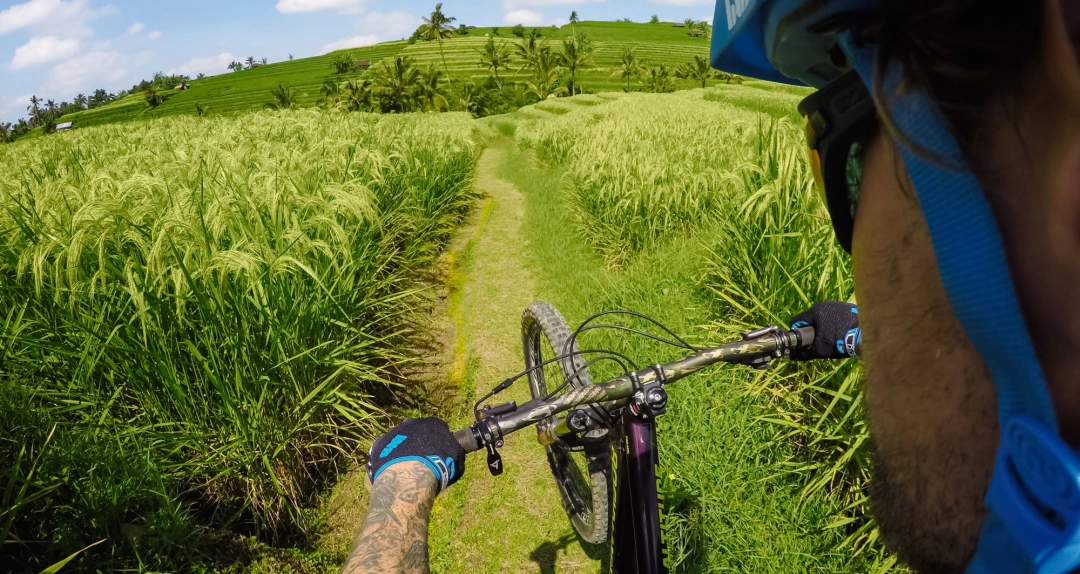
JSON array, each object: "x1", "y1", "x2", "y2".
[{"x1": 342, "y1": 461, "x2": 438, "y2": 574}]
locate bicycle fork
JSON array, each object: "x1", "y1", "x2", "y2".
[{"x1": 611, "y1": 399, "x2": 672, "y2": 573}]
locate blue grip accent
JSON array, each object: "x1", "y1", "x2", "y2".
[
  {"x1": 838, "y1": 32, "x2": 1076, "y2": 574},
  {"x1": 379, "y1": 434, "x2": 408, "y2": 458}
]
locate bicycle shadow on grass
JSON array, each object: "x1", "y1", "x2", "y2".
[{"x1": 529, "y1": 533, "x2": 608, "y2": 574}]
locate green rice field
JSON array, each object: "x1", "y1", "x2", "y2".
[{"x1": 2, "y1": 66, "x2": 897, "y2": 572}]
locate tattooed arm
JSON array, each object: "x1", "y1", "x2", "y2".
[{"x1": 343, "y1": 461, "x2": 439, "y2": 574}]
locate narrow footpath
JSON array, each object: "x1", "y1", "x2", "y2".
[{"x1": 426, "y1": 144, "x2": 600, "y2": 573}]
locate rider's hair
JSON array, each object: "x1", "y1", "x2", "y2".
[{"x1": 858, "y1": 0, "x2": 1043, "y2": 156}]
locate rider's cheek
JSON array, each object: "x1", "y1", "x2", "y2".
[
  {"x1": 1043, "y1": 0, "x2": 1080, "y2": 109},
  {"x1": 1049, "y1": 137, "x2": 1080, "y2": 263}
]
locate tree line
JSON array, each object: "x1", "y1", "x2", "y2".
[{"x1": 0, "y1": 71, "x2": 208, "y2": 143}]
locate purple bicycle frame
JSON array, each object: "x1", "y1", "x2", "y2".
[{"x1": 610, "y1": 415, "x2": 670, "y2": 574}]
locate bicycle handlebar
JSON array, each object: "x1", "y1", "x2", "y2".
[{"x1": 453, "y1": 325, "x2": 815, "y2": 454}]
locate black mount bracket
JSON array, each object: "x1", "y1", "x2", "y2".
[
  {"x1": 474, "y1": 402, "x2": 515, "y2": 476},
  {"x1": 628, "y1": 365, "x2": 669, "y2": 421}
]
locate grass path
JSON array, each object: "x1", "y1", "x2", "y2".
[{"x1": 428, "y1": 144, "x2": 599, "y2": 573}]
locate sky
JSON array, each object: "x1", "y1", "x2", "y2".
[{"x1": 0, "y1": 0, "x2": 717, "y2": 124}]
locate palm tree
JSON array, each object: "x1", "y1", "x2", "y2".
[
  {"x1": 643, "y1": 64, "x2": 675, "y2": 93},
  {"x1": 677, "y1": 55, "x2": 718, "y2": 89},
  {"x1": 477, "y1": 37, "x2": 513, "y2": 80},
  {"x1": 265, "y1": 84, "x2": 296, "y2": 110},
  {"x1": 525, "y1": 47, "x2": 568, "y2": 101},
  {"x1": 228, "y1": 61, "x2": 243, "y2": 72},
  {"x1": 559, "y1": 35, "x2": 591, "y2": 96},
  {"x1": 684, "y1": 18, "x2": 696, "y2": 30},
  {"x1": 341, "y1": 79, "x2": 374, "y2": 111},
  {"x1": 416, "y1": 64, "x2": 450, "y2": 111},
  {"x1": 372, "y1": 56, "x2": 422, "y2": 113},
  {"x1": 91, "y1": 89, "x2": 108, "y2": 107},
  {"x1": 0, "y1": 122, "x2": 12, "y2": 143},
  {"x1": 45, "y1": 100, "x2": 58, "y2": 113},
  {"x1": 612, "y1": 47, "x2": 647, "y2": 91},
  {"x1": 569, "y1": 10, "x2": 579, "y2": 36},
  {"x1": 245, "y1": 56, "x2": 256, "y2": 69},
  {"x1": 27, "y1": 95, "x2": 42, "y2": 126},
  {"x1": 330, "y1": 53, "x2": 356, "y2": 74},
  {"x1": 74, "y1": 94, "x2": 87, "y2": 109},
  {"x1": 649, "y1": 14, "x2": 660, "y2": 24},
  {"x1": 696, "y1": 20, "x2": 712, "y2": 40},
  {"x1": 422, "y1": 3, "x2": 457, "y2": 86},
  {"x1": 453, "y1": 81, "x2": 481, "y2": 115},
  {"x1": 260, "y1": 57, "x2": 268, "y2": 65},
  {"x1": 320, "y1": 78, "x2": 342, "y2": 104},
  {"x1": 514, "y1": 29, "x2": 547, "y2": 73},
  {"x1": 289, "y1": 53, "x2": 294, "y2": 61}
]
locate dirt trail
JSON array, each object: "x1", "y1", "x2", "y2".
[
  {"x1": 427, "y1": 145, "x2": 599, "y2": 573},
  {"x1": 321, "y1": 143, "x2": 600, "y2": 573}
]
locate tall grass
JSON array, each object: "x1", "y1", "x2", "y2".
[
  {"x1": 0, "y1": 109, "x2": 478, "y2": 568},
  {"x1": 517, "y1": 93, "x2": 780, "y2": 266},
  {"x1": 512, "y1": 89, "x2": 895, "y2": 569}
]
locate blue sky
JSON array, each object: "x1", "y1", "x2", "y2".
[{"x1": 0, "y1": 0, "x2": 716, "y2": 124}]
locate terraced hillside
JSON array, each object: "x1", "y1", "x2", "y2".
[{"x1": 59, "y1": 21, "x2": 721, "y2": 129}]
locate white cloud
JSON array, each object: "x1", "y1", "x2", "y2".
[
  {"x1": 0, "y1": 0, "x2": 70, "y2": 35},
  {"x1": 166, "y1": 52, "x2": 235, "y2": 77},
  {"x1": 320, "y1": 35, "x2": 379, "y2": 54},
  {"x1": 649, "y1": 0, "x2": 712, "y2": 5},
  {"x1": 10, "y1": 35, "x2": 81, "y2": 69},
  {"x1": 503, "y1": 0, "x2": 604, "y2": 7},
  {"x1": 276, "y1": 0, "x2": 364, "y2": 14},
  {"x1": 147, "y1": 30, "x2": 162, "y2": 40},
  {"x1": 2, "y1": 93, "x2": 34, "y2": 113},
  {"x1": 0, "y1": 0, "x2": 110, "y2": 38},
  {"x1": 356, "y1": 11, "x2": 421, "y2": 39},
  {"x1": 125, "y1": 22, "x2": 143, "y2": 35},
  {"x1": 45, "y1": 50, "x2": 153, "y2": 97},
  {"x1": 504, "y1": 9, "x2": 544, "y2": 26}
]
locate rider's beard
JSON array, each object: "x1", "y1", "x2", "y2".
[
  {"x1": 851, "y1": 138, "x2": 1000, "y2": 573},
  {"x1": 860, "y1": 290, "x2": 999, "y2": 574}
]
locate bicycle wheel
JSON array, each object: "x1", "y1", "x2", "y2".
[{"x1": 521, "y1": 301, "x2": 611, "y2": 545}]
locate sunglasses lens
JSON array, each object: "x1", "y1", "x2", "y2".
[{"x1": 845, "y1": 140, "x2": 865, "y2": 219}]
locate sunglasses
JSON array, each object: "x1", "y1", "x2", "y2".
[{"x1": 797, "y1": 70, "x2": 878, "y2": 253}]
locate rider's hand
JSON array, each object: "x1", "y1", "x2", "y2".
[
  {"x1": 366, "y1": 417, "x2": 466, "y2": 493},
  {"x1": 788, "y1": 301, "x2": 861, "y2": 361}
]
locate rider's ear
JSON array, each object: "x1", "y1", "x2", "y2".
[{"x1": 1043, "y1": 0, "x2": 1080, "y2": 108}]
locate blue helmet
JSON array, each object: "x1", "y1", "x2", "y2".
[
  {"x1": 710, "y1": 0, "x2": 881, "y2": 88},
  {"x1": 710, "y1": 2, "x2": 1080, "y2": 573}
]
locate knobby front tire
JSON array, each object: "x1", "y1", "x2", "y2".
[{"x1": 521, "y1": 301, "x2": 612, "y2": 545}]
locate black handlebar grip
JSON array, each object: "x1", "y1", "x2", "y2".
[
  {"x1": 454, "y1": 427, "x2": 479, "y2": 453},
  {"x1": 794, "y1": 325, "x2": 815, "y2": 349}
]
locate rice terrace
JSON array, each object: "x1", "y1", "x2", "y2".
[{"x1": 1, "y1": 5, "x2": 895, "y2": 574}]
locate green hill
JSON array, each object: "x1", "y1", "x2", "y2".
[{"x1": 60, "y1": 21, "x2": 723, "y2": 129}]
